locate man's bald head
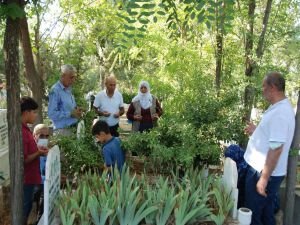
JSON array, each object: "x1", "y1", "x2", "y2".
[{"x1": 105, "y1": 75, "x2": 117, "y2": 95}]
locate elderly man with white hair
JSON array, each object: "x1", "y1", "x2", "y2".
[{"x1": 48, "y1": 64, "x2": 82, "y2": 135}]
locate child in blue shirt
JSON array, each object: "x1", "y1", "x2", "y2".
[{"x1": 92, "y1": 120, "x2": 125, "y2": 174}]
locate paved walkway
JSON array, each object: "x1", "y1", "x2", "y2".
[{"x1": 119, "y1": 103, "x2": 132, "y2": 136}]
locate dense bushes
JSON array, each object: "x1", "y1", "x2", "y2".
[
  {"x1": 54, "y1": 111, "x2": 103, "y2": 176},
  {"x1": 122, "y1": 84, "x2": 246, "y2": 172},
  {"x1": 122, "y1": 91, "x2": 136, "y2": 104}
]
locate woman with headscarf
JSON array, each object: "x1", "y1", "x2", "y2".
[{"x1": 126, "y1": 81, "x2": 163, "y2": 132}]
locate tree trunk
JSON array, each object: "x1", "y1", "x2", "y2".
[
  {"x1": 19, "y1": 15, "x2": 44, "y2": 123},
  {"x1": 244, "y1": 0, "x2": 256, "y2": 77},
  {"x1": 96, "y1": 42, "x2": 109, "y2": 89},
  {"x1": 33, "y1": 4, "x2": 46, "y2": 83},
  {"x1": 284, "y1": 90, "x2": 300, "y2": 225},
  {"x1": 214, "y1": 0, "x2": 226, "y2": 93},
  {"x1": 244, "y1": 0, "x2": 273, "y2": 122},
  {"x1": 215, "y1": 33, "x2": 223, "y2": 93},
  {"x1": 3, "y1": 8, "x2": 23, "y2": 225},
  {"x1": 243, "y1": 0, "x2": 256, "y2": 122},
  {"x1": 256, "y1": 0, "x2": 273, "y2": 58}
]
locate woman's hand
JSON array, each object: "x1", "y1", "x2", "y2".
[
  {"x1": 152, "y1": 113, "x2": 159, "y2": 120},
  {"x1": 134, "y1": 115, "x2": 143, "y2": 121}
]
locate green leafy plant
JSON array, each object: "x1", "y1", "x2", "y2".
[
  {"x1": 55, "y1": 133, "x2": 103, "y2": 176},
  {"x1": 116, "y1": 168, "x2": 157, "y2": 225},
  {"x1": 209, "y1": 179, "x2": 234, "y2": 225},
  {"x1": 174, "y1": 189, "x2": 210, "y2": 225},
  {"x1": 58, "y1": 166, "x2": 234, "y2": 224},
  {"x1": 88, "y1": 195, "x2": 113, "y2": 225},
  {"x1": 122, "y1": 91, "x2": 136, "y2": 104},
  {"x1": 122, "y1": 116, "x2": 224, "y2": 173},
  {"x1": 144, "y1": 177, "x2": 178, "y2": 225},
  {"x1": 59, "y1": 205, "x2": 76, "y2": 225}
]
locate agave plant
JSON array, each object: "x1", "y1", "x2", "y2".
[
  {"x1": 174, "y1": 188, "x2": 211, "y2": 225},
  {"x1": 115, "y1": 167, "x2": 157, "y2": 225},
  {"x1": 155, "y1": 178, "x2": 178, "y2": 225},
  {"x1": 57, "y1": 166, "x2": 233, "y2": 225},
  {"x1": 209, "y1": 179, "x2": 234, "y2": 225},
  {"x1": 172, "y1": 167, "x2": 213, "y2": 194},
  {"x1": 88, "y1": 195, "x2": 113, "y2": 225},
  {"x1": 69, "y1": 182, "x2": 91, "y2": 225},
  {"x1": 144, "y1": 176, "x2": 178, "y2": 225},
  {"x1": 59, "y1": 205, "x2": 76, "y2": 225},
  {"x1": 144, "y1": 184, "x2": 158, "y2": 224}
]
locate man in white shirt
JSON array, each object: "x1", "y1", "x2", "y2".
[
  {"x1": 93, "y1": 75, "x2": 124, "y2": 137},
  {"x1": 244, "y1": 72, "x2": 295, "y2": 225}
]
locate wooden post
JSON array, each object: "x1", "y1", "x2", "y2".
[{"x1": 284, "y1": 90, "x2": 300, "y2": 225}]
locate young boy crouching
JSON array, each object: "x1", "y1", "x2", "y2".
[{"x1": 92, "y1": 120, "x2": 125, "y2": 176}]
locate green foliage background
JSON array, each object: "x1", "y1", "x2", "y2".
[{"x1": 0, "y1": 0, "x2": 299, "y2": 170}]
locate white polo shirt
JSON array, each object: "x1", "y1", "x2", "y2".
[
  {"x1": 93, "y1": 90, "x2": 124, "y2": 126},
  {"x1": 244, "y1": 98, "x2": 295, "y2": 176}
]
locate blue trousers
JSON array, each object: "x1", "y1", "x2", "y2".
[
  {"x1": 245, "y1": 165, "x2": 284, "y2": 225},
  {"x1": 23, "y1": 184, "x2": 37, "y2": 223}
]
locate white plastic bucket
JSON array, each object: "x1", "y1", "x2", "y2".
[{"x1": 238, "y1": 207, "x2": 252, "y2": 225}]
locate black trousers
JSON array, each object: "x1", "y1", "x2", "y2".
[{"x1": 109, "y1": 124, "x2": 119, "y2": 137}]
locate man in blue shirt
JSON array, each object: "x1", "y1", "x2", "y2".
[
  {"x1": 48, "y1": 64, "x2": 82, "y2": 135},
  {"x1": 92, "y1": 120, "x2": 125, "y2": 174}
]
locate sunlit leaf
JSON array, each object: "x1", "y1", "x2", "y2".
[
  {"x1": 125, "y1": 17, "x2": 137, "y2": 23},
  {"x1": 207, "y1": 15, "x2": 215, "y2": 21},
  {"x1": 128, "y1": 10, "x2": 139, "y2": 16},
  {"x1": 139, "y1": 18, "x2": 150, "y2": 24},
  {"x1": 123, "y1": 32, "x2": 135, "y2": 38},
  {"x1": 206, "y1": 21, "x2": 211, "y2": 29},
  {"x1": 190, "y1": 12, "x2": 195, "y2": 20},
  {"x1": 226, "y1": 15, "x2": 234, "y2": 21},
  {"x1": 208, "y1": 0, "x2": 217, "y2": 7},
  {"x1": 207, "y1": 7, "x2": 215, "y2": 14},
  {"x1": 186, "y1": 6, "x2": 193, "y2": 13},
  {"x1": 197, "y1": 14, "x2": 205, "y2": 23},
  {"x1": 136, "y1": 34, "x2": 145, "y2": 38},
  {"x1": 156, "y1": 10, "x2": 166, "y2": 16},
  {"x1": 196, "y1": 1, "x2": 206, "y2": 11},
  {"x1": 140, "y1": 11, "x2": 155, "y2": 16},
  {"x1": 128, "y1": 3, "x2": 140, "y2": 9},
  {"x1": 124, "y1": 25, "x2": 136, "y2": 31},
  {"x1": 167, "y1": 21, "x2": 173, "y2": 29},
  {"x1": 137, "y1": 26, "x2": 147, "y2": 32},
  {"x1": 141, "y1": 3, "x2": 156, "y2": 9}
]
